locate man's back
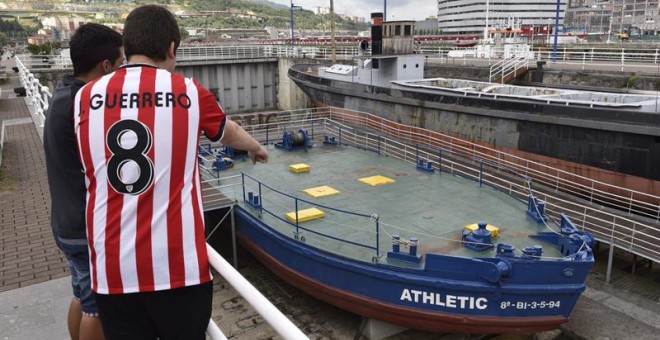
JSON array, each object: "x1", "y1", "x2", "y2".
[
  {"x1": 75, "y1": 65, "x2": 223, "y2": 294},
  {"x1": 44, "y1": 75, "x2": 87, "y2": 239}
]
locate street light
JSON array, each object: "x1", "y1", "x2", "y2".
[
  {"x1": 290, "y1": 0, "x2": 302, "y2": 48},
  {"x1": 607, "y1": 16, "x2": 613, "y2": 43}
]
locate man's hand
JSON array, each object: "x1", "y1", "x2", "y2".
[{"x1": 248, "y1": 145, "x2": 269, "y2": 164}]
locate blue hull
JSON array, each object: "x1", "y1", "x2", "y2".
[{"x1": 234, "y1": 207, "x2": 593, "y2": 333}]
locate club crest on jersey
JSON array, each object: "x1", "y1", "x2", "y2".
[{"x1": 125, "y1": 185, "x2": 134, "y2": 193}]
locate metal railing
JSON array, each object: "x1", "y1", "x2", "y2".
[
  {"x1": 489, "y1": 53, "x2": 530, "y2": 83},
  {"x1": 219, "y1": 107, "x2": 659, "y2": 263},
  {"x1": 318, "y1": 108, "x2": 660, "y2": 222},
  {"x1": 205, "y1": 243, "x2": 308, "y2": 340},
  {"x1": 15, "y1": 56, "x2": 52, "y2": 128}
]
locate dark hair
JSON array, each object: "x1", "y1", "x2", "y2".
[
  {"x1": 123, "y1": 5, "x2": 181, "y2": 62},
  {"x1": 70, "y1": 23, "x2": 122, "y2": 77}
]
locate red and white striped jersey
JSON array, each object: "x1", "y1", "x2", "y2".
[{"x1": 74, "y1": 64, "x2": 225, "y2": 294}]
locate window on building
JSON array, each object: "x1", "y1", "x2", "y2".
[
  {"x1": 404, "y1": 25, "x2": 411, "y2": 36},
  {"x1": 395, "y1": 25, "x2": 401, "y2": 35}
]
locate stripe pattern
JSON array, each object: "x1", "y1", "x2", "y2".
[{"x1": 74, "y1": 65, "x2": 223, "y2": 294}]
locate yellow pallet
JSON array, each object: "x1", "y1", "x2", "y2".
[
  {"x1": 302, "y1": 185, "x2": 340, "y2": 198},
  {"x1": 285, "y1": 207, "x2": 325, "y2": 223},
  {"x1": 289, "y1": 163, "x2": 311, "y2": 173},
  {"x1": 358, "y1": 175, "x2": 395, "y2": 187},
  {"x1": 464, "y1": 223, "x2": 500, "y2": 237}
]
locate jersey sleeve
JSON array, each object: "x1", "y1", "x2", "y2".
[{"x1": 194, "y1": 79, "x2": 226, "y2": 142}]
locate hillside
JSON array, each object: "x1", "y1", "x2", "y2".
[{"x1": 180, "y1": 0, "x2": 367, "y2": 33}]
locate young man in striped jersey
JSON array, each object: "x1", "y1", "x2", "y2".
[
  {"x1": 73, "y1": 5, "x2": 268, "y2": 339},
  {"x1": 44, "y1": 23, "x2": 124, "y2": 340}
]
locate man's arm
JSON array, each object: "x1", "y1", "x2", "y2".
[{"x1": 220, "y1": 120, "x2": 268, "y2": 164}]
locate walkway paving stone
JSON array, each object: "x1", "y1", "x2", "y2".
[{"x1": 0, "y1": 73, "x2": 66, "y2": 293}]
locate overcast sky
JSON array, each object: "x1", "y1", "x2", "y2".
[{"x1": 268, "y1": 0, "x2": 437, "y2": 22}]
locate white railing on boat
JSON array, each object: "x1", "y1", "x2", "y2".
[{"x1": 202, "y1": 108, "x2": 659, "y2": 281}]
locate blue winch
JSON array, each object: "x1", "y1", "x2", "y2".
[{"x1": 274, "y1": 129, "x2": 312, "y2": 151}]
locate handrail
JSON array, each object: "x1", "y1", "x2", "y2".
[
  {"x1": 321, "y1": 108, "x2": 659, "y2": 221},
  {"x1": 224, "y1": 107, "x2": 659, "y2": 222},
  {"x1": 205, "y1": 243, "x2": 309, "y2": 340},
  {"x1": 15, "y1": 56, "x2": 52, "y2": 129},
  {"x1": 489, "y1": 48, "x2": 530, "y2": 83}
]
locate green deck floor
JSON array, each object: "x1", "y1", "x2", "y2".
[{"x1": 204, "y1": 143, "x2": 564, "y2": 265}]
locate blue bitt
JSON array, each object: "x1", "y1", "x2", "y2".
[{"x1": 462, "y1": 221, "x2": 494, "y2": 251}]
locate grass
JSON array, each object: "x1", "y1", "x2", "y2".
[{"x1": 0, "y1": 163, "x2": 16, "y2": 191}]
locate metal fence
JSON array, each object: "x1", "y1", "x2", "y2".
[{"x1": 214, "y1": 107, "x2": 659, "y2": 282}]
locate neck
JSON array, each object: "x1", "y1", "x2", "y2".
[
  {"x1": 76, "y1": 72, "x2": 100, "y2": 84},
  {"x1": 128, "y1": 55, "x2": 170, "y2": 70}
]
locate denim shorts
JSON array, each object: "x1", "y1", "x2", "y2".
[{"x1": 54, "y1": 235, "x2": 99, "y2": 316}]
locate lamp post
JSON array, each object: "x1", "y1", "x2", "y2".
[
  {"x1": 484, "y1": 0, "x2": 490, "y2": 41},
  {"x1": 290, "y1": 0, "x2": 302, "y2": 48},
  {"x1": 607, "y1": 16, "x2": 613, "y2": 43},
  {"x1": 552, "y1": 0, "x2": 560, "y2": 62}
]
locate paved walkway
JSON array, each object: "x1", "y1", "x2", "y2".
[{"x1": 0, "y1": 65, "x2": 68, "y2": 294}]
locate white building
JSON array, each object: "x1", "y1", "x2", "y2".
[{"x1": 437, "y1": 0, "x2": 567, "y2": 36}]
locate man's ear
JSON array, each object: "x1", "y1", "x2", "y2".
[
  {"x1": 101, "y1": 59, "x2": 113, "y2": 74},
  {"x1": 166, "y1": 42, "x2": 176, "y2": 60}
]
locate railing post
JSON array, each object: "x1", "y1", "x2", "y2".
[
  {"x1": 377, "y1": 135, "x2": 381, "y2": 156},
  {"x1": 375, "y1": 216, "x2": 380, "y2": 260},
  {"x1": 479, "y1": 159, "x2": 483, "y2": 187},
  {"x1": 628, "y1": 192, "x2": 634, "y2": 215},
  {"x1": 294, "y1": 197, "x2": 300, "y2": 235},
  {"x1": 258, "y1": 182, "x2": 263, "y2": 213},
  {"x1": 438, "y1": 148, "x2": 442, "y2": 174},
  {"x1": 242, "y1": 173, "x2": 246, "y2": 203}
]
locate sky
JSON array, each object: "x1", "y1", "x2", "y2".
[{"x1": 268, "y1": 0, "x2": 437, "y2": 22}]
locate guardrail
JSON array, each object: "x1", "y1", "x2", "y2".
[
  {"x1": 489, "y1": 53, "x2": 530, "y2": 83},
  {"x1": 15, "y1": 56, "x2": 52, "y2": 129},
  {"x1": 205, "y1": 243, "x2": 309, "y2": 340},
  {"x1": 15, "y1": 54, "x2": 72, "y2": 70}
]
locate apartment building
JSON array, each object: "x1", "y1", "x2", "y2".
[{"x1": 437, "y1": 0, "x2": 567, "y2": 36}]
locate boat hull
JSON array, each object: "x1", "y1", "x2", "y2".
[{"x1": 234, "y1": 207, "x2": 588, "y2": 334}]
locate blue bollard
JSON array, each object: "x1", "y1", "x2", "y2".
[
  {"x1": 409, "y1": 237, "x2": 418, "y2": 257},
  {"x1": 392, "y1": 235, "x2": 400, "y2": 253}
]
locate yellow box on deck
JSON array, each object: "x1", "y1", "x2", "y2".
[
  {"x1": 285, "y1": 207, "x2": 325, "y2": 223},
  {"x1": 358, "y1": 175, "x2": 395, "y2": 187},
  {"x1": 302, "y1": 185, "x2": 340, "y2": 198},
  {"x1": 289, "y1": 163, "x2": 311, "y2": 173},
  {"x1": 464, "y1": 223, "x2": 500, "y2": 237}
]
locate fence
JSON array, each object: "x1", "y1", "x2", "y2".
[
  {"x1": 196, "y1": 107, "x2": 658, "y2": 283},
  {"x1": 15, "y1": 56, "x2": 52, "y2": 128}
]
